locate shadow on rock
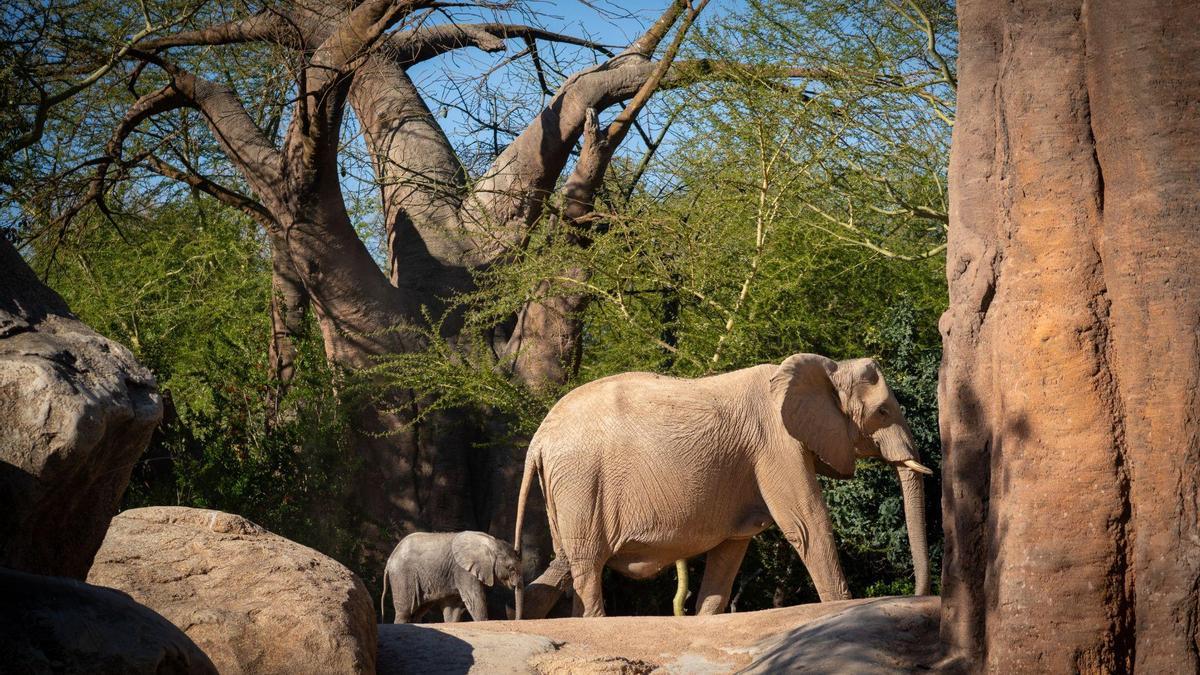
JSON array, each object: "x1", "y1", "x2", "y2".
[
  {"x1": 379, "y1": 623, "x2": 559, "y2": 675},
  {"x1": 0, "y1": 567, "x2": 215, "y2": 674},
  {"x1": 740, "y1": 596, "x2": 940, "y2": 674}
]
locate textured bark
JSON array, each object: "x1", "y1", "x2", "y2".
[
  {"x1": 939, "y1": 0, "x2": 1200, "y2": 671},
  {"x1": 267, "y1": 235, "x2": 308, "y2": 387}
]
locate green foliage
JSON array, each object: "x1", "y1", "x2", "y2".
[
  {"x1": 37, "y1": 196, "x2": 362, "y2": 566},
  {"x1": 364, "y1": 320, "x2": 557, "y2": 443}
]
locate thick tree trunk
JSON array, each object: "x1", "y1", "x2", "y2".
[
  {"x1": 348, "y1": 57, "x2": 472, "y2": 310},
  {"x1": 267, "y1": 235, "x2": 308, "y2": 389},
  {"x1": 939, "y1": 0, "x2": 1200, "y2": 671}
]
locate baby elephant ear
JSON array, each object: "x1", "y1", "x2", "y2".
[
  {"x1": 769, "y1": 353, "x2": 857, "y2": 479},
  {"x1": 451, "y1": 532, "x2": 497, "y2": 586}
]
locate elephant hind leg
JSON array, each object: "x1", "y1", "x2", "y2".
[
  {"x1": 523, "y1": 556, "x2": 573, "y2": 619},
  {"x1": 694, "y1": 538, "x2": 751, "y2": 615},
  {"x1": 391, "y1": 575, "x2": 417, "y2": 624},
  {"x1": 569, "y1": 558, "x2": 607, "y2": 618}
]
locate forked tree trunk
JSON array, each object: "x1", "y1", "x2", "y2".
[{"x1": 939, "y1": 0, "x2": 1200, "y2": 671}]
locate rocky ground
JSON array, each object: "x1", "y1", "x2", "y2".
[{"x1": 378, "y1": 596, "x2": 941, "y2": 674}]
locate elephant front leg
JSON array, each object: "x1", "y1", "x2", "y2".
[
  {"x1": 759, "y1": 457, "x2": 851, "y2": 602},
  {"x1": 459, "y1": 583, "x2": 489, "y2": 621},
  {"x1": 694, "y1": 538, "x2": 751, "y2": 615},
  {"x1": 784, "y1": 493, "x2": 850, "y2": 601},
  {"x1": 793, "y1": 515, "x2": 850, "y2": 602}
]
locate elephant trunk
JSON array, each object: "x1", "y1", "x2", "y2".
[
  {"x1": 514, "y1": 578, "x2": 524, "y2": 620},
  {"x1": 897, "y1": 465, "x2": 930, "y2": 595}
]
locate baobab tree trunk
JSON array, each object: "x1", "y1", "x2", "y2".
[{"x1": 939, "y1": 0, "x2": 1200, "y2": 671}]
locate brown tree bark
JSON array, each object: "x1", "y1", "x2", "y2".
[{"x1": 940, "y1": 0, "x2": 1200, "y2": 671}]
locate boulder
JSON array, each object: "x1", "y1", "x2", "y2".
[
  {"x1": 742, "y1": 596, "x2": 941, "y2": 673},
  {"x1": 0, "y1": 238, "x2": 162, "y2": 578},
  {"x1": 0, "y1": 566, "x2": 216, "y2": 674},
  {"x1": 88, "y1": 506, "x2": 377, "y2": 675}
]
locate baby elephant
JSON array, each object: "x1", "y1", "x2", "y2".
[{"x1": 380, "y1": 531, "x2": 523, "y2": 623}]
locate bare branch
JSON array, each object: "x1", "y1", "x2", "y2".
[
  {"x1": 607, "y1": 0, "x2": 709, "y2": 145},
  {"x1": 310, "y1": 0, "x2": 432, "y2": 74},
  {"x1": 139, "y1": 11, "x2": 300, "y2": 49},
  {"x1": 623, "y1": 0, "x2": 687, "y2": 58},
  {"x1": 129, "y1": 53, "x2": 285, "y2": 194},
  {"x1": 385, "y1": 22, "x2": 615, "y2": 65},
  {"x1": 52, "y1": 85, "x2": 188, "y2": 231},
  {"x1": 802, "y1": 200, "x2": 946, "y2": 261},
  {"x1": 563, "y1": 0, "x2": 709, "y2": 224},
  {"x1": 143, "y1": 155, "x2": 275, "y2": 229},
  {"x1": 886, "y1": 0, "x2": 956, "y2": 90}
]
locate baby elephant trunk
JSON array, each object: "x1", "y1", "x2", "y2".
[{"x1": 514, "y1": 576, "x2": 524, "y2": 620}]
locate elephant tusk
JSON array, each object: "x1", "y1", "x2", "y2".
[{"x1": 902, "y1": 459, "x2": 933, "y2": 475}]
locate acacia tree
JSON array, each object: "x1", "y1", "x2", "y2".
[{"x1": 52, "y1": 0, "x2": 817, "y2": 566}]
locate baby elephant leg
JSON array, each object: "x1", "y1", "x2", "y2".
[
  {"x1": 442, "y1": 602, "x2": 466, "y2": 623},
  {"x1": 460, "y1": 582, "x2": 489, "y2": 621}
]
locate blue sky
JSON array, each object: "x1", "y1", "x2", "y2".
[{"x1": 398, "y1": 0, "x2": 731, "y2": 170}]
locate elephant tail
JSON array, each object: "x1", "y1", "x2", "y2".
[
  {"x1": 513, "y1": 444, "x2": 540, "y2": 561},
  {"x1": 379, "y1": 570, "x2": 389, "y2": 622}
]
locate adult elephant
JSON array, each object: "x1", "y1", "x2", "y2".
[{"x1": 513, "y1": 353, "x2": 932, "y2": 618}]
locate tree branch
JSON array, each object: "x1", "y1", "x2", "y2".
[
  {"x1": 562, "y1": 0, "x2": 709, "y2": 225},
  {"x1": 384, "y1": 22, "x2": 615, "y2": 65},
  {"x1": 143, "y1": 154, "x2": 275, "y2": 229},
  {"x1": 1, "y1": 0, "x2": 206, "y2": 158},
  {"x1": 623, "y1": 0, "x2": 687, "y2": 57},
  {"x1": 139, "y1": 11, "x2": 301, "y2": 50}
]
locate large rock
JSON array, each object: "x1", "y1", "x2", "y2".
[
  {"x1": 742, "y1": 597, "x2": 940, "y2": 673},
  {"x1": 0, "y1": 238, "x2": 161, "y2": 578},
  {"x1": 377, "y1": 596, "x2": 940, "y2": 674},
  {"x1": 942, "y1": 1, "x2": 1200, "y2": 671},
  {"x1": 88, "y1": 506, "x2": 377, "y2": 675},
  {"x1": 0, "y1": 566, "x2": 216, "y2": 674}
]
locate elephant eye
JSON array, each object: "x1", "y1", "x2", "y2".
[{"x1": 877, "y1": 408, "x2": 889, "y2": 418}]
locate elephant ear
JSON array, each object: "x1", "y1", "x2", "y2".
[
  {"x1": 770, "y1": 353, "x2": 858, "y2": 479},
  {"x1": 451, "y1": 532, "x2": 496, "y2": 586}
]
